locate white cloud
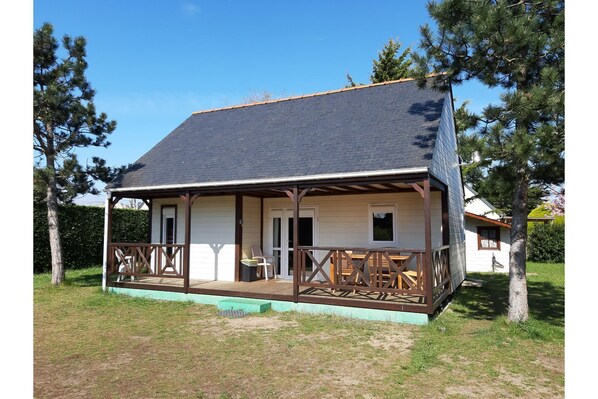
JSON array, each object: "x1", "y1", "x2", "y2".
[{"x1": 181, "y1": 2, "x2": 201, "y2": 17}]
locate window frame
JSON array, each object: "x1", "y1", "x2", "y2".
[
  {"x1": 368, "y1": 204, "x2": 398, "y2": 245},
  {"x1": 477, "y1": 226, "x2": 501, "y2": 250}
]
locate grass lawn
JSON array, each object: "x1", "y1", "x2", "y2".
[{"x1": 34, "y1": 263, "x2": 564, "y2": 398}]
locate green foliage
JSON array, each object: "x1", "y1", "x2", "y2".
[
  {"x1": 414, "y1": 0, "x2": 564, "y2": 217},
  {"x1": 370, "y1": 38, "x2": 413, "y2": 83},
  {"x1": 528, "y1": 223, "x2": 564, "y2": 263},
  {"x1": 34, "y1": 23, "x2": 123, "y2": 203},
  {"x1": 528, "y1": 203, "x2": 553, "y2": 218},
  {"x1": 345, "y1": 38, "x2": 413, "y2": 87},
  {"x1": 34, "y1": 204, "x2": 148, "y2": 273}
]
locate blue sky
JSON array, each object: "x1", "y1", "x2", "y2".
[{"x1": 33, "y1": 0, "x2": 500, "y2": 204}]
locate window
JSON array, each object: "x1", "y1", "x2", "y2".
[
  {"x1": 477, "y1": 226, "x2": 500, "y2": 250},
  {"x1": 369, "y1": 205, "x2": 397, "y2": 243}
]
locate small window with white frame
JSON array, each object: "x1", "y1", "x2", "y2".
[{"x1": 369, "y1": 204, "x2": 397, "y2": 244}]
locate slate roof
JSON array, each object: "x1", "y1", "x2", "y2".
[{"x1": 107, "y1": 78, "x2": 449, "y2": 190}]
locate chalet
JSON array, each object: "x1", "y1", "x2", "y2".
[{"x1": 103, "y1": 77, "x2": 466, "y2": 324}]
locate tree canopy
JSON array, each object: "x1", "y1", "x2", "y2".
[
  {"x1": 34, "y1": 23, "x2": 119, "y2": 204},
  {"x1": 34, "y1": 22, "x2": 119, "y2": 284},
  {"x1": 413, "y1": 0, "x2": 564, "y2": 322},
  {"x1": 346, "y1": 38, "x2": 413, "y2": 87}
]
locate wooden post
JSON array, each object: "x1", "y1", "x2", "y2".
[
  {"x1": 424, "y1": 178, "x2": 434, "y2": 313},
  {"x1": 147, "y1": 199, "x2": 153, "y2": 243},
  {"x1": 441, "y1": 188, "x2": 449, "y2": 246},
  {"x1": 235, "y1": 194, "x2": 243, "y2": 282},
  {"x1": 184, "y1": 192, "x2": 191, "y2": 293},
  {"x1": 292, "y1": 187, "x2": 300, "y2": 302}
]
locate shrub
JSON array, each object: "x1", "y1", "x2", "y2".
[
  {"x1": 527, "y1": 222, "x2": 564, "y2": 263},
  {"x1": 34, "y1": 204, "x2": 148, "y2": 273}
]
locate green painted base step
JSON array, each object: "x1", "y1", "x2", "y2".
[{"x1": 217, "y1": 298, "x2": 271, "y2": 314}]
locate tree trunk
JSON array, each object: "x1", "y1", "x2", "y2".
[
  {"x1": 47, "y1": 155, "x2": 64, "y2": 285},
  {"x1": 508, "y1": 174, "x2": 529, "y2": 322}
]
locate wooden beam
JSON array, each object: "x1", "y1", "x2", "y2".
[
  {"x1": 429, "y1": 174, "x2": 447, "y2": 192},
  {"x1": 297, "y1": 188, "x2": 310, "y2": 202},
  {"x1": 183, "y1": 192, "x2": 191, "y2": 293},
  {"x1": 423, "y1": 179, "x2": 433, "y2": 314},
  {"x1": 234, "y1": 194, "x2": 243, "y2": 282},
  {"x1": 109, "y1": 196, "x2": 121, "y2": 209},
  {"x1": 380, "y1": 183, "x2": 401, "y2": 191},
  {"x1": 410, "y1": 183, "x2": 424, "y2": 198},
  {"x1": 190, "y1": 193, "x2": 201, "y2": 205}
]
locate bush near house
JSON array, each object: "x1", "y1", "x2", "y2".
[
  {"x1": 34, "y1": 204, "x2": 148, "y2": 273},
  {"x1": 527, "y1": 222, "x2": 565, "y2": 263}
]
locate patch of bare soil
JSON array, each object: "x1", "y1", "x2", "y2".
[
  {"x1": 367, "y1": 328, "x2": 415, "y2": 355},
  {"x1": 533, "y1": 354, "x2": 564, "y2": 374},
  {"x1": 189, "y1": 313, "x2": 299, "y2": 336}
]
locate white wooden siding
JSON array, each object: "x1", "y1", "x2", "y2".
[
  {"x1": 262, "y1": 192, "x2": 443, "y2": 252},
  {"x1": 151, "y1": 196, "x2": 236, "y2": 282},
  {"x1": 429, "y1": 92, "x2": 467, "y2": 291},
  {"x1": 465, "y1": 217, "x2": 510, "y2": 273},
  {"x1": 242, "y1": 196, "x2": 261, "y2": 259},
  {"x1": 464, "y1": 185, "x2": 501, "y2": 219}
]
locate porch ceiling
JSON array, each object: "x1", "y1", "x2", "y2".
[{"x1": 109, "y1": 173, "x2": 445, "y2": 201}]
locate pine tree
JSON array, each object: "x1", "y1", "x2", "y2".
[
  {"x1": 34, "y1": 23, "x2": 118, "y2": 285},
  {"x1": 345, "y1": 38, "x2": 413, "y2": 87},
  {"x1": 414, "y1": 0, "x2": 564, "y2": 322},
  {"x1": 370, "y1": 38, "x2": 412, "y2": 83}
]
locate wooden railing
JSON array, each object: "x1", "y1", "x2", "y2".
[
  {"x1": 296, "y1": 247, "x2": 426, "y2": 297},
  {"x1": 431, "y1": 245, "x2": 451, "y2": 303},
  {"x1": 108, "y1": 243, "x2": 185, "y2": 280}
]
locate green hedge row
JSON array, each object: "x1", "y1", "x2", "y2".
[
  {"x1": 527, "y1": 222, "x2": 565, "y2": 263},
  {"x1": 34, "y1": 204, "x2": 148, "y2": 273}
]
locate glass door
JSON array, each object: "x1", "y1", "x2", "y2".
[
  {"x1": 286, "y1": 212, "x2": 314, "y2": 277},
  {"x1": 270, "y1": 208, "x2": 315, "y2": 279}
]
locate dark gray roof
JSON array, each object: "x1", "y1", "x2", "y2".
[{"x1": 107, "y1": 78, "x2": 448, "y2": 190}]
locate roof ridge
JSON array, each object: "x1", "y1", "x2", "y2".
[{"x1": 192, "y1": 73, "x2": 446, "y2": 115}]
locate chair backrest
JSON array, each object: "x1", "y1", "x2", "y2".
[
  {"x1": 251, "y1": 246, "x2": 263, "y2": 258},
  {"x1": 115, "y1": 248, "x2": 126, "y2": 263}
]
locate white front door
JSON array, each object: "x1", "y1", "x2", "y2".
[{"x1": 270, "y1": 208, "x2": 316, "y2": 279}]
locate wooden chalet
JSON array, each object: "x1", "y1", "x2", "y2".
[{"x1": 103, "y1": 77, "x2": 467, "y2": 321}]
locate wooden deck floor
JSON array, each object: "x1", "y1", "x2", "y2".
[{"x1": 114, "y1": 276, "x2": 427, "y2": 309}]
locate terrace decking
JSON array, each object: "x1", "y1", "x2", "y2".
[{"x1": 112, "y1": 274, "x2": 429, "y2": 312}]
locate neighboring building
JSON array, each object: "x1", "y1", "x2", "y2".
[
  {"x1": 464, "y1": 184, "x2": 511, "y2": 273},
  {"x1": 102, "y1": 77, "x2": 466, "y2": 324}
]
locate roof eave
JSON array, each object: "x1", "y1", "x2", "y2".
[{"x1": 106, "y1": 167, "x2": 430, "y2": 194}]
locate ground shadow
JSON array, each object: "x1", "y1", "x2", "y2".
[
  {"x1": 67, "y1": 272, "x2": 103, "y2": 287},
  {"x1": 452, "y1": 272, "x2": 564, "y2": 326}
]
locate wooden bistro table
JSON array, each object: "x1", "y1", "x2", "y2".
[{"x1": 330, "y1": 252, "x2": 411, "y2": 289}]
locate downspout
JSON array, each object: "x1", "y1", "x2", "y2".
[{"x1": 102, "y1": 192, "x2": 111, "y2": 292}]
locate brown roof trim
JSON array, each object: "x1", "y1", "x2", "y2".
[
  {"x1": 192, "y1": 73, "x2": 447, "y2": 115},
  {"x1": 465, "y1": 212, "x2": 511, "y2": 228}
]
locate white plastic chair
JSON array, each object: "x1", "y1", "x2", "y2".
[
  {"x1": 251, "y1": 246, "x2": 276, "y2": 280},
  {"x1": 115, "y1": 248, "x2": 135, "y2": 282}
]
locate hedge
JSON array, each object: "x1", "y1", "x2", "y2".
[
  {"x1": 34, "y1": 204, "x2": 148, "y2": 273},
  {"x1": 527, "y1": 222, "x2": 565, "y2": 263}
]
